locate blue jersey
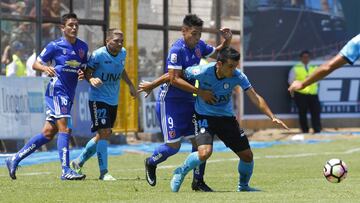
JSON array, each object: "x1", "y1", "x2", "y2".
[
  {"x1": 38, "y1": 37, "x2": 88, "y2": 101},
  {"x1": 87, "y1": 46, "x2": 126, "y2": 105},
  {"x1": 340, "y1": 34, "x2": 360, "y2": 65},
  {"x1": 184, "y1": 62, "x2": 252, "y2": 117},
  {"x1": 159, "y1": 38, "x2": 215, "y2": 102}
]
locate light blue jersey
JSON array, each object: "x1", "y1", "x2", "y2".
[
  {"x1": 184, "y1": 62, "x2": 252, "y2": 117},
  {"x1": 87, "y1": 46, "x2": 126, "y2": 105},
  {"x1": 340, "y1": 34, "x2": 360, "y2": 65}
]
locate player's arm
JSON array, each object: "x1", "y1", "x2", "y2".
[
  {"x1": 174, "y1": 67, "x2": 216, "y2": 104},
  {"x1": 288, "y1": 54, "x2": 347, "y2": 92},
  {"x1": 246, "y1": 87, "x2": 289, "y2": 129},
  {"x1": 32, "y1": 60, "x2": 56, "y2": 77},
  {"x1": 208, "y1": 28, "x2": 233, "y2": 59},
  {"x1": 84, "y1": 66, "x2": 103, "y2": 87},
  {"x1": 121, "y1": 69, "x2": 137, "y2": 97},
  {"x1": 137, "y1": 73, "x2": 170, "y2": 97}
]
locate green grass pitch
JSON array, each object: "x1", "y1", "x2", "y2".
[{"x1": 1, "y1": 139, "x2": 360, "y2": 202}]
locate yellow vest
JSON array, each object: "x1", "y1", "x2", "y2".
[
  {"x1": 294, "y1": 63, "x2": 318, "y2": 95},
  {"x1": 6, "y1": 54, "x2": 26, "y2": 77}
]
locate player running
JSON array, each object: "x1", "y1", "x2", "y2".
[
  {"x1": 5, "y1": 13, "x2": 87, "y2": 180},
  {"x1": 169, "y1": 47, "x2": 289, "y2": 192},
  {"x1": 70, "y1": 29, "x2": 137, "y2": 180}
]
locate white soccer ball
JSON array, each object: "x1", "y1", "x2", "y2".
[{"x1": 323, "y1": 159, "x2": 348, "y2": 183}]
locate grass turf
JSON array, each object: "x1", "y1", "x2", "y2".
[{"x1": 1, "y1": 138, "x2": 360, "y2": 202}]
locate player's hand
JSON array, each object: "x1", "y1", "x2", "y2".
[
  {"x1": 198, "y1": 89, "x2": 216, "y2": 104},
  {"x1": 220, "y1": 28, "x2": 232, "y2": 41},
  {"x1": 89, "y1": 77, "x2": 103, "y2": 88},
  {"x1": 137, "y1": 80, "x2": 153, "y2": 98},
  {"x1": 77, "y1": 69, "x2": 85, "y2": 80},
  {"x1": 44, "y1": 66, "x2": 57, "y2": 77},
  {"x1": 271, "y1": 117, "x2": 289, "y2": 130},
  {"x1": 288, "y1": 80, "x2": 304, "y2": 94}
]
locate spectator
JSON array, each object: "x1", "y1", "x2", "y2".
[
  {"x1": 288, "y1": 50, "x2": 322, "y2": 133},
  {"x1": 6, "y1": 41, "x2": 26, "y2": 77},
  {"x1": 10, "y1": 22, "x2": 34, "y2": 57}
]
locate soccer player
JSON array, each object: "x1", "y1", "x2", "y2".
[
  {"x1": 140, "y1": 14, "x2": 232, "y2": 191},
  {"x1": 5, "y1": 13, "x2": 87, "y2": 180},
  {"x1": 288, "y1": 34, "x2": 360, "y2": 92},
  {"x1": 169, "y1": 47, "x2": 289, "y2": 192},
  {"x1": 70, "y1": 29, "x2": 137, "y2": 180}
]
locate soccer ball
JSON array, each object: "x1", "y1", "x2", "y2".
[{"x1": 323, "y1": 159, "x2": 348, "y2": 183}]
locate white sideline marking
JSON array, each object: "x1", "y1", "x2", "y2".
[{"x1": 2, "y1": 147, "x2": 360, "y2": 177}]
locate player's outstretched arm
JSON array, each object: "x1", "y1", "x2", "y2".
[
  {"x1": 209, "y1": 28, "x2": 233, "y2": 58},
  {"x1": 137, "y1": 73, "x2": 170, "y2": 97},
  {"x1": 246, "y1": 87, "x2": 289, "y2": 130},
  {"x1": 121, "y1": 70, "x2": 137, "y2": 98},
  {"x1": 84, "y1": 67, "x2": 103, "y2": 88},
  {"x1": 33, "y1": 60, "x2": 56, "y2": 77},
  {"x1": 169, "y1": 69, "x2": 216, "y2": 104},
  {"x1": 288, "y1": 54, "x2": 347, "y2": 92}
]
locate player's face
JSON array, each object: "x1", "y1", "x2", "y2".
[
  {"x1": 62, "y1": 18, "x2": 79, "y2": 40},
  {"x1": 219, "y1": 59, "x2": 239, "y2": 78},
  {"x1": 182, "y1": 26, "x2": 202, "y2": 49},
  {"x1": 106, "y1": 33, "x2": 124, "y2": 55}
]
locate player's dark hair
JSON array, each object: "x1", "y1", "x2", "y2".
[
  {"x1": 106, "y1": 28, "x2": 123, "y2": 40},
  {"x1": 183, "y1": 14, "x2": 203, "y2": 27},
  {"x1": 217, "y1": 47, "x2": 240, "y2": 63},
  {"x1": 299, "y1": 50, "x2": 311, "y2": 57},
  {"x1": 61, "y1": 13, "x2": 78, "y2": 25}
]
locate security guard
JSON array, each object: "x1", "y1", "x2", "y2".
[{"x1": 288, "y1": 50, "x2": 321, "y2": 133}]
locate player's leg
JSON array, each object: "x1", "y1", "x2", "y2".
[
  {"x1": 95, "y1": 128, "x2": 116, "y2": 181},
  {"x1": 215, "y1": 116, "x2": 259, "y2": 192},
  {"x1": 189, "y1": 137, "x2": 213, "y2": 192},
  {"x1": 170, "y1": 114, "x2": 214, "y2": 192},
  {"x1": 70, "y1": 136, "x2": 97, "y2": 174},
  {"x1": 144, "y1": 100, "x2": 181, "y2": 186},
  {"x1": 5, "y1": 121, "x2": 56, "y2": 180}
]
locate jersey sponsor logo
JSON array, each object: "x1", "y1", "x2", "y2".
[
  {"x1": 195, "y1": 48, "x2": 201, "y2": 58},
  {"x1": 223, "y1": 83, "x2": 230, "y2": 89},
  {"x1": 170, "y1": 53, "x2": 177, "y2": 63},
  {"x1": 101, "y1": 72, "x2": 121, "y2": 82},
  {"x1": 65, "y1": 60, "x2": 81, "y2": 68}
]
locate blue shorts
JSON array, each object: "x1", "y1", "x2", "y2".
[
  {"x1": 156, "y1": 100, "x2": 195, "y2": 143},
  {"x1": 45, "y1": 94, "x2": 73, "y2": 128}
]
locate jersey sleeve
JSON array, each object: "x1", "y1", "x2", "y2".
[
  {"x1": 236, "y1": 70, "x2": 252, "y2": 91},
  {"x1": 199, "y1": 40, "x2": 215, "y2": 58},
  {"x1": 87, "y1": 51, "x2": 99, "y2": 70},
  {"x1": 184, "y1": 65, "x2": 205, "y2": 81},
  {"x1": 339, "y1": 34, "x2": 360, "y2": 65},
  {"x1": 37, "y1": 42, "x2": 56, "y2": 64},
  {"x1": 167, "y1": 46, "x2": 183, "y2": 70}
]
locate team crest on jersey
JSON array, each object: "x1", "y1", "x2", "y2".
[
  {"x1": 170, "y1": 53, "x2": 177, "y2": 63},
  {"x1": 223, "y1": 83, "x2": 230, "y2": 89},
  {"x1": 101, "y1": 119, "x2": 106, "y2": 125},
  {"x1": 195, "y1": 48, "x2": 201, "y2": 58},
  {"x1": 61, "y1": 106, "x2": 68, "y2": 114},
  {"x1": 78, "y1": 48, "x2": 85, "y2": 59},
  {"x1": 169, "y1": 130, "x2": 176, "y2": 138}
]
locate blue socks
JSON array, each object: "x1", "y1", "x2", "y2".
[
  {"x1": 147, "y1": 144, "x2": 179, "y2": 166},
  {"x1": 180, "y1": 152, "x2": 204, "y2": 174},
  {"x1": 97, "y1": 140, "x2": 108, "y2": 175},
  {"x1": 57, "y1": 132, "x2": 70, "y2": 170},
  {"x1": 238, "y1": 160, "x2": 254, "y2": 187},
  {"x1": 192, "y1": 146, "x2": 206, "y2": 181},
  {"x1": 13, "y1": 133, "x2": 50, "y2": 165},
  {"x1": 77, "y1": 138, "x2": 97, "y2": 166}
]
